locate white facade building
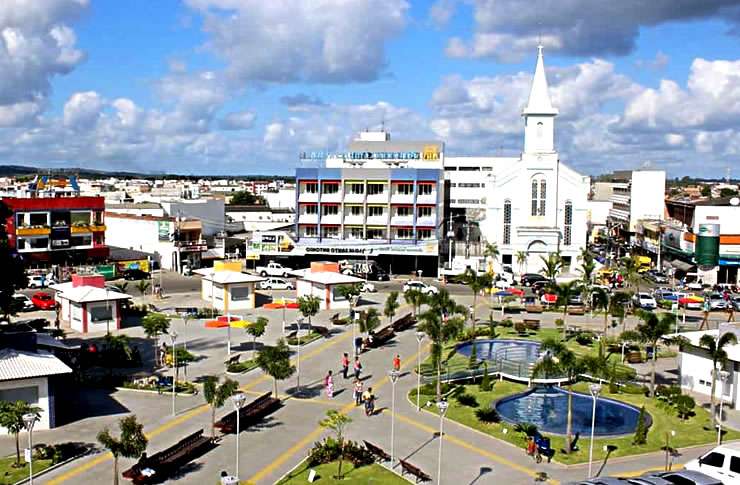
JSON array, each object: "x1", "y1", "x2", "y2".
[
  {"x1": 608, "y1": 169, "x2": 666, "y2": 234},
  {"x1": 679, "y1": 328, "x2": 740, "y2": 410}
]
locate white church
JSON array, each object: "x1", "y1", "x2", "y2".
[{"x1": 446, "y1": 45, "x2": 591, "y2": 274}]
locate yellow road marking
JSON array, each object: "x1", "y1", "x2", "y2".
[
  {"x1": 248, "y1": 343, "x2": 429, "y2": 484},
  {"x1": 619, "y1": 464, "x2": 684, "y2": 477},
  {"x1": 46, "y1": 323, "x2": 354, "y2": 484}
]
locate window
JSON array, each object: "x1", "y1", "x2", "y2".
[
  {"x1": 418, "y1": 184, "x2": 433, "y2": 195},
  {"x1": 539, "y1": 180, "x2": 546, "y2": 216},
  {"x1": 418, "y1": 228, "x2": 434, "y2": 240},
  {"x1": 322, "y1": 205, "x2": 339, "y2": 216},
  {"x1": 322, "y1": 226, "x2": 339, "y2": 238},
  {"x1": 700, "y1": 452, "x2": 725, "y2": 468},
  {"x1": 458, "y1": 183, "x2": 482, "y2": 188},
  {"x1": 503, "y1": 200, "x2": 511, "y2": 245},
  {"x1": 29, "y1": 213, "x2": 48, "y2": 226},
  {"x1": 303, "y1": 182, "x2": 318, "y2": 194},
  {"x1": 347, "y1": 227, "x2": 364, "y2": 239},
  {"x1": 231, "y1": 286, "x2": 251, "y2": 301},
  {"x1": 367, "y1": 183, "x2": 385, "y2": 195},
  {"x1": 564, "y1": 201, "x2": 573, "y2": 246},
  {"x1": 367, "y1": 228, "x2": 386, "y2": 240},
  {"x1": 349, "y1": 206, "x2": 363, "y2": 216},
  {"x1": 531, "y1": 176, "x2": 546, "y2": 216},
  {"x1": 322, "y1": 183, "x2": 339, "y2": 194},
  {"x1": 395, "y1": 228, "x2": 413, "y2": 239},
  {"x1": 396, "y1": 183, "x2": 413, "y2": 195},
  {"x1": 396, "y1": 206, "x2": 410, "y2": 217},
  {"x1": 418, "y1": 207, "x2": 432, "y2": 218},
  {"x1": 29, "y1": 237, "x2": 49, "y2": 249},
  {"x1": 17, "y1": 239, "x2": 26, "y2": 250},
  {"x1": 730, "y1": 456, "x2": 740, "y2": 473},
  {"x1": 71, "y1": 235, "x2": 92, "y2": 247},
  {"x1": 348, "y1": 183, "x2": 364, "y2": 195},
  {"x1": 90, "y1": 304, "x2": 113, "y2": 322},
  {"x1": 303, "y1": 226, "x2": 317, "y2": 237},
  {"x1": 303, "y1": 205, "x2": 318, "y2": 215},
  {"x1": 0, "y1": 386, "x2": 39, "y2": 406},
  {"x1": 368, "y1": 206, "x2": 385, "y2": 217}
]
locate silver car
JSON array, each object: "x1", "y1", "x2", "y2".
[
  {"x1": 561, "y1": 479, "x2": 628, "y2": 485},
  {"x1": 641, "y1": 470, "x2": 722, "y2": 485}
]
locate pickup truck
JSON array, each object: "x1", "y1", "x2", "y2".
[{"x1": 256, "y1": 262, "x2": 292, "y2": 277}]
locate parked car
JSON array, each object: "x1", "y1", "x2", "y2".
[
  {"x1": 686, "y1": 443, "x2": 740, "y2": 483},
  {"x1": 653, "y1": 288, "x2": 675, "y2": 301},
  {"x1": 645, "y1": 270, "x2": 668, "y2": 284},
  {"x1": 121, "y1": 269, "x2": 151, "y2": 281},
  {"x1": 561, "y1": 479, "x2": 628, "y2": 485},
  {"x1": 632, "y1": 292, "x2": 657, "y2": 309},
  {"x1": 256, "y1": 261, "x2": 292, "y2": 277},
  {"x1": 31, "y1": 292, "x2": 56, "y2": 310},
  {"x1": 259, "y1": 278, "x2": 294, "y2": 290},
  {"x1": 642, "y1": 470, "x2": 723, "y2": 485},
  {"x1": 403, "y1": 280, "x2": 438, "y2": 294},
  {"x1": 13, "y1": 293, "x2": 34, "y2": 311},
  {"x1": 733, "y1": 295, "x2": 740, "y2": 311},
  {"x1": 568, "y1": 294, "x2": 584, "y2": 305},
  {"x1": 494, "y1": 275, "x2": 512, "y2": 289},
  {"x1": 520, "y1": 273, "x2": 548, "y2": 286},
  {"x1": 532, "y1": 280, "x2": 550, "y2": 293},
  {"x1": 708, "y1": 293, "x2": 728, "y2": 311},
  {"x1": 104, "y1": 284, "x2": 124, "y2": 293},
  {"x1": 26, "y1": 274, "x2": 56, "y2": 288}
]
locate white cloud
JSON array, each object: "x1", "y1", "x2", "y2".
[
  {"x1": 63, "y1": 91, "x2": 104, "y2": 130},
  {"x1": 219, "y1": 111, "x2": 257, "y2": 130}
]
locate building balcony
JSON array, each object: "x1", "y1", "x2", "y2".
[
  {"x1": 610, "y1": 194, "x2": 630, "y2": 205},
  {"x1": 390, "y1": 216, "x2": 414, "y2": 226},
  {"x1": 320, "y1": 191, "x2": 342, "y2": 203},
  {"x1": 298, "y1": 192, "x2": 319, "y2": 203},
  {"x1": 343, "y1": 215, "x2": 365, "y2": 225},
  {"x1": 366, "y1": 215, "x2": 389, "y2": 226},
  {"x1": 320, "y1": 215, "x2": 342, "y2": 225},
  {"x1": 343, "y1": 192, "x2": 365, "y2": 203},
  {"x1": 298, "y1": 214, "x2": 319, "y2": 224},
  {"x1": 390, "y1": 193, "x2": 414, "y2": 204},
  {"x1": 416, "y1": 216, "x2": 436, "y2": 227},
  {"x1": 609, "y1": 208, "x2": 630, "y2": 221},
  {"x1": 366, "y1": 192, "x2": 389, "y2": 204},
  {"x1": 16, "y1": 226, "x2": 50, "y2": 236},
  {"x1": 416, "y1": 193, "x2": 437, "y2": 205}
]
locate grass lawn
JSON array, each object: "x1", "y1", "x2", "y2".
[
  {"x1": 0, "y1": 456, "x2": 54, "y2": 485},
  {"x1": 276, "y1": 460, "x2": 407, "y2": 484},
  {"x1": 288, "y1": 332, "x2": 322, "y2": 346},
  {"x1": 227, "y1": 358, "x2": 259, "y2": 374},
  {"x1": 410, "y1": 381, "x2": 740, "y2": 466}
]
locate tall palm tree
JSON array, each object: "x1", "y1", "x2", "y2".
[
  {"x1": 484, "y1": 242, "x2": 500, "y2": 273},
  {"x1": 384, "y1": 291, "x2": 400, "y2": 325},
  {"x1": 458, "y1": 268, "x2": 491, "y2": 330},
  {"x1": 532, "y1": 338, "x2": 583, "y2": 454},
  {"x1": 699, "y1": 332, "x2": 738, "y2": 427},
  {"x1": 404, "y1": 289, "x2": 425, "y2": 317},
  {"x1": 359, "y1": 307, "x2": 380, "y2": 337},
  {"x1": 635, "y1": 310, "x2": 674, "y2": 396},
  {"x1": 620, "y1": 255, "x2": 642, "y2": 292},
  {"x1": 540, "y1": 252, "x2": 562, "y2": 282},
  {"x1": 516, "y1": 250, "x2": 528, "y2": 275},
  {"x1": 202, "y1": 375, "x2": 239, "y2": 436},
  {"x1": 256, "y1": 338, "x2": 295, "y2": 397},
  {"x1": 577, "y1": 253, "x2": 596, "y2": 314},
  {"x1": 548, "y1": 281, "x2": 581, "y2": 340},
  {"x1": 97, "y1": 415, "x2": 148, "y2": 485},
  {"x1": 418, "y1": 308, "x2": 464, "y2": 401},
  {"x1": 610, "y1": 291, "x2": 631, "y2": 334}
]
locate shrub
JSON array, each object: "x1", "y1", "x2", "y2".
[
  {"x1": 196, "y1": 307, "x2": 221, "y2": 319},
  {"x1": 480, "y1": 362, "x2": 492, "y2": 392},
  {"x1": 227, "y1": 361, "x2": 255, "y2": 373},
  {"x1": 575, "y1": 332, "x2": 594, "y2": 346},
  {"x1": 500, "y1": 319, "x2": 514, "y2": 328},
  {"x1": 469, "y1": 341, "x2": 479, "y2": 370},
  {"x1": 419, "y1": 380, "x2": 456, "y2": 396},
  {"x1": 554, "y1": 319, "x2": 564, "y2": 328},
  {"x1": 307, "y1": 438, "x2": 374, "y2": 467},
  {"x1": 622, "y1": 384, "x2": 648, "y2": 395},
  {"x1": 456, "y1": 393, "x2": 479, "y2": 407},
  {"x1": 656, "y1": 399, "x2": 676, "y2": 416},
  {"x1": 633, "y1": 406, "x2": 648, "y2": 445},
  {"x1": 674, "y1": 395, "x2": 696, "y2": 420},
  {"x1": 475, "y1": 406, "x2": 500, "y2": 423}
]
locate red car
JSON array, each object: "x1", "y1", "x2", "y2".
[{"x1": 31, "y1": 292, "x2": 56, "y2": 310}]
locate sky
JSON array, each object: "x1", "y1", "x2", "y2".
[{"x1": 2, "y1": 1, "x2": 740, "y2": 177}]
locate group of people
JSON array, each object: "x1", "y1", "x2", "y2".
[{"x1": 322, "y1": 352, "x2": 402, "y2": 417}]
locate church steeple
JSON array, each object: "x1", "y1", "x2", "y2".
[{"x1": 523, "y1": 44, "x2": 558, "y2": 153}]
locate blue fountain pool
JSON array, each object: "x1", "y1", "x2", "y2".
[
  {"x1": 456, "y1": 339, "x2": 541, "y2": 364},
  {"x1": 495, "y1": 386, "x2": 649, "y2": 436}
]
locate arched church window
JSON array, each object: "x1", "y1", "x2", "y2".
[
  {"x1": 564, "y1": 200, "x2": 572, "y2": 245},
  {"x1": 503, "y1": 200, "x2": 511, "y2": 244}
]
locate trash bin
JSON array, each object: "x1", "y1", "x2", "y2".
[{"x1": 220, "y1": 475, "x2": 239, "y2": 485}]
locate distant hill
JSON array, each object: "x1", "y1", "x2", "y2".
[{"x1": 0, "y1": 165, "x2": 294, "y2": 182}]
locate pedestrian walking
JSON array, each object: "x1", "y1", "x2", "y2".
[
  {"x1": 353, "y1": 356, "x2": 362, "y2": 380},
  {"x1": 324, "y1": 370, "x2": 334, "y2": 399},
  {"x1": 159, "y1": 341, "x2": 168, "y2": 367},
  {"x1": 354, "y1": 336, "x2": 363, "y2": 355},
  {"x1": 341, "y1": 352, "x2": 349, "y2": 379},
  {"x1": 392, "y1": 354, "x2": 401, "y2": 372},
  {"x1": 362, "y1": 387, "x2": 375, "y2": 416},
  {"x1": 353, "y1": 378, "x2": 363, "y2": 406}
]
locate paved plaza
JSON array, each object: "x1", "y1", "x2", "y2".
[{"x1": 2, "y1": 281, "x2": 736, "y2": 485}]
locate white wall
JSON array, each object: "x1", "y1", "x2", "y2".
[
  {"x1": 105, "y1": 215, "x2": 179, "y2": 270},
  {"x1": 264, "y1": 188, "x2": 297, "y2": 210},
  {"x1": 630, "y1": 170, "x2": 665, "y2": 231},
  {"x1": 586, "y1": 200, "x2": 612, "y2": 226},
  {"x1": 679, "y1": 347, "x2": 735, "y2": 408},
  {"x1": 0, "y1": 377, "x2": 51, "y2": 432},
  {"x1": 86, "y1": 301, "x2": 118, "y2": 333},
  {"x1": 161, "y1": 198, "x2": 225, "y2": 236}
]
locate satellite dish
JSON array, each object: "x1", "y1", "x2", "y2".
[{"x1": 731, "y1": 197, "x2": 740, "y2": 206}]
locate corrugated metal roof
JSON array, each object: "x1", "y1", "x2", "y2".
[{"x1": 0, "y1": 349, "x2": 73, "y2": 381}]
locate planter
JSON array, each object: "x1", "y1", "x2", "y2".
[
  {"x1": 90, "y1": 224, "x2": 106, "y2": 232},
  {"x1": 16, "y1": 227, "x2": 50, "y2": 236},
  {"x1": 70, "y1": 225, "x2": 92, "y2": 233}
]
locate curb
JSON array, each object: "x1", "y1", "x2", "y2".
[
  {"x1": 114, "y1": 386, "x2": 198, "y2": 396},
  {"x1": 11, "y1": 447, "x2": 90, "y2": 485}
]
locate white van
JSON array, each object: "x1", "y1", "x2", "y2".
[{"x1": 685, "y1": 443, "x2": 740, "y2": 483}]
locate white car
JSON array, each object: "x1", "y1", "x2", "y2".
[
  {"x1": 27, "y1": 275, "x2": 47, "y2": 288},
  {"x1": 686, "y1": 443, "x2": 740, "y2": 484},
  {"x1": 13, "y1": 293, "x2": 34, "y2": 311},
  {"x1": 403, "y1": 280, "x2": 438, "y2": 294},
  {"x1": 359, "y1": 282, "x2": 376, "y2": 293},
  {"x1": 259, "y1": 278, "x2": 294, "y2": 290},
  {"x1": 633, "y1": 292, "x2": 657, "y2": 309}
]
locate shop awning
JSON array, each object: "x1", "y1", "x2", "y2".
[{"x1": 668, "y1": 259, "x2": 695, "y2": 273}]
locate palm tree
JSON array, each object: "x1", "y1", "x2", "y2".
[
  {"x1": 246, "y1": 316, "x2": 268, "y2": 358},
  {"x1": 255, "y1": 338, "x2": 295, "y2": 397},
  {"x1": 532, "y1": 338, "x2": 583, "y2": 454},
  {"x1": 202, "y1": 375, "x2": 239, "y2": 437},
  {"x1": 635, "y1": 310, "x2": 674, "y2": 396},
  {"x1": 577, "y1": 253, "x2": 596, "y2": 314},
  {"x1": 141, "y1": 312, "x2": 170, "y2": 367},
  {"x1": 359, "y1": 307, "x2": 380, "y2": 336},
  {"x1": 548, "y1": 281, "x2": 581, "y2": 340},
  {"x1": 297, "y1": 295, "x2": 320, "y2": 331},
  {"x1": 621, "y1": 255, "x2": 642, "y2": 292},
  {"x1": 135, "y1": 279, "x2": 150, "y2": 297},
  {"x1": 0, "y1": 401, "x2": 40, "y2": 465},
  {"x1": 484, "y1": 242, "x2": 500, "y2": 272},
  {"x1": 458, "y1": 268, "x2": 491, "y2": 330},
  {"x1": 700, "y1": 332, "x2": 738, "y2": 427},
  {"x1": 384, "y1": 291, "x2": 400, "y2": 324},
  {"x1": 611, "y1": 291, "x2": 631, "y2": 334},
  {"x1": 336, "y1": 284, "x2": 361, "y2": 319},
  {"x1": 418, "y1": 308, "x2": 464, "y2": 401},
  {"x1": 404, "y1": 289, "x2": 425, "y2": 318},
  {"x1": 592, "y1": 287, "x2": 611, "y2": 341},
  {"x1": 540, "y1": 252, "x2": 562, "y2": 282},
  {"x1": 97, "y1": 415, "x2": 148, "y2": 485},
  {"x1": 516, "y1": 250, "x2": 528, "y2": 275},
  {"x1": 113, "y1": 282, "x2": 129, "y2": 293}
]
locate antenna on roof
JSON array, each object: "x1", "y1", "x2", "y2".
[{"x1": 381, "y1": 112, "x2": 386, "y2": 132}]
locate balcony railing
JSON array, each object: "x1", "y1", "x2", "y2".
[{"x1": 16, "y1": 226, "x2": 51, "y2": 236}]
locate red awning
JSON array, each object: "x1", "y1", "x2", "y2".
[
  {"x1": 417, "y1": 181, "x2": 437, "y2": 185},
  {"x1": 299, "y1": 180, "x2": 317, "y2": 184},
  {"x1": 391, "y1": 181, "x2": 414, "y2": 185},
  {"x1": 391, "y1": 226, "x2": 413, "y2": 229},
  {"x1": 390, "y1": 204, "x2": 413, "y2": 207},
  {"x1": 322, "y1": 180, "x2": 341, "y2": 184}
]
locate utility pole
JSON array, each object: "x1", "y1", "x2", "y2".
[
  {"x1": 447, "y1": 219, "x2": 454, "y2": 269},
  {"x1": 465, "y1": 222, "x2": 470, "y2": 259}
]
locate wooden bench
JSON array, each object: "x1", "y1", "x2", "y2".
[
  {"x1": 224, "y1": 353, "x2": 241, "y2": 366},
  {"x1": 399, "y1": 458, "x2": 431, "y2": 483},
  {"x1": 363, "y1": 440, "x2": 390, "y2": 463},
  {"x1": 214, "y1": 392, "x2": 282, "y2": 434},
  {"x1": 514, "y1": 322, "x2": 528, "y2": 336},
  {"x1": 365, "y1": 325, "x2": 396, "y2": 349},
  {"x1": 625, "y1": 351, "x2": 644, "y2": 364},
  {"x1": 391, "y1": 313, "x2": 416, "y2": 332},
  {"x1": 523, "y1": 319, "x2": 540, "y2": 331},
  {"x1": 286, "y1": 330, "x2": 298, "y2": 341},
  {"x1": 330, "y1": 313, "x2": 345, "y2": 325},
  {"x1": 525, "y1": 305, "x2": 543, "y2": 314},
  {"x1": 313, "y1": 325, "x2": 331, "y2": 338},
  {"x1": 122, "y1": 429, "x2": 213, "y2": 483},
  {"x1": 568, "y1": 307, "x2": 585, "y2": 316}
]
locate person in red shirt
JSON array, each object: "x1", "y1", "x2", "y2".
[{"x1": 392, "y1": 354, "x2": 401, "y2": 372}]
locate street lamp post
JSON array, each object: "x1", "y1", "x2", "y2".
[
  {"x1": 232, "y1": 392, "x2": 246, "y2": 480},
  {"x1": 388, "y1": 370, "x2": 400, "y2": 470},
  {"x1": 296, "y1": 317, "x2": 303, "y2": 392},
  {"x1": 170, "y1": 331, "x2": 178, "y2": 416},
  {"x1": 436, "y1": 400, "x2": 449, "y2": 485},
  {"x1": 416, "y1": 332, "x2": 424, "y2": 411},
  {"x1": 22, "y1": 413, "x2": 35, "y2": 485},
  {"x1": 718, "y1": 370, "x2": 730, "y2": 445},
  {"x1": 588, "y1": 383, "x2": 602, "y2": 478},
  {"x1": 351, "y1": 296, "x2": 359, "y2": 357}
]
